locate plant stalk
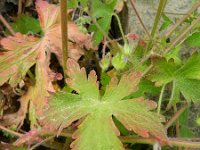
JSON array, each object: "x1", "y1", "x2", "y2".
[
  {"x1": 165, "y1": 104, "x2": 188, "y2": 129},
  {"x1": 17, "y1": 0, "x2": 23, "y2": 16},
  {"x1": 164, "y1": 16, "x2": 200, "y2": 55},
  {"x1": 60, "y1": 0, "x2": 68, "y2": 77},
  {"x1": 157, "y1": 84, "x2": 166, "y2": 114},
  {"x1": 146, "y1": 0, "x2": 167, "y2": 53},
  {"x1": 166, "y1": 1, "x2": 200, "y2": 38},
  {"x1": 151, "y1": 0, "x2": 167, "y2": 37},
  {"x1": 113, "y1": 13, "x2": 126, "y2": 44},
  {"x1": 0, "y1": 124, "x2": 23, "y2": 137},
  {"x1": 0, "y1": 14, "x2": 15, "y2": 35},
  {"x1": 3, "y1": 126, "x2": 200, "y2": 149},
  {"x1": 120, "y1": 137, "x2": 200, "y2": 149}
]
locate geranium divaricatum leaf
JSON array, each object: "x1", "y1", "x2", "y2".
[
  {"x1": 0, "y1": 0, "x2": 95, "y2": 127},
  {"x1": 149, "y1": 53, "x2": 200, "y2": 103},
  {"x1": 40, "y1": 58, "x2": 168, "y2": 150}
]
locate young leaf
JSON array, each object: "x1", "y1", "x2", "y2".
[
  {"x1": 40, "y1": 58, "x2": 167, "y2": 150},
  {"x1": 159, "y1": 14, "x2": 173, "y2": 31},
  {"x1": 149, "y1": 53, "x2": 200, "y2": 102},
  {"x1": 89, "y1": 0, "x2": 117, "y2": 45}
]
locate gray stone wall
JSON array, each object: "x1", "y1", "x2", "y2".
[{"x1": 127, "y1": 0, "x2": 194, "y2": 35}]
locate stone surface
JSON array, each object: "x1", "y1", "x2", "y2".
[{"x1": 127, "y1": 0, "x2": 194, "y2": 35}]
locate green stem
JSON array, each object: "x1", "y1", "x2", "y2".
[
  {"x1": 112, "y1": 13, "x2": 126, "y2": 44},
  {"x1": 0, "y1": 124, "x2": 23, "y2": 137},
  {"x1": 166, "y1": 1, "x2": 200, "y2": 38},
  {"x1": 146, "y1": 0, "x2": 167, "y2": 53},
  {"x1": 0, "y1": 14, "x2": 15, "y2": 35},
  {"x1": 157, "y1": 84, "x2": 166, "y2": 114},
  {"x1": 30, "y1": 136, "x2": 55, "y2": 150},
  {"x1": 120, "y1": 137, "x2": 200, "y2": 149},
  {"x1": 60, "y1": 0, "x2": 68, "y2": 78},
  {"x1": 164, "y1": 16, "x2": 200, "y2": 55},
  {"x1": 167, "y1": 81, "x2": 176, "y2": 110},
  {"x1": 4, "y1": 126, "x2": 200, "y2": 149},
  {"x1": 151, "y1": 0, "x2": 167, "y2": 37}
]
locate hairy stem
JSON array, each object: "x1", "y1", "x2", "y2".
[
  {"x1": 164, "y1": 16, "x2": 200, "y2": 55},
  {"x1": 30, "y1": 136, "x2": 55, "y2": 150},
  {"x1": 0, "y1": 124, "x2": 23, "y2": 137},
  {"x1": 146, "y1": 0, "x2": 167, "y2": 53},
  {"x1": 60, "y1": 0, "x2": 68, "y2": 77},
  {"x1": 120, "y1": 137, "x2": 200, "y2": 149},
  {"x1": 17, "y1": 0, "x2": 23, "y2": 16},
  {"x1": 0, "y1": 14, "x2": 15, "y2": 35},
  {"x1": 166, "y1": 1, "x2": 200, "y2": 38},
  {"x1": 165, "y1": 104, "x2": 188, "y2": 129},
  {"x1": 113, "y1": 13, "x2": 126, "y2": 44},
  {"x1": 157, "y1": 84, "x2": 166, "y2": 114},
  {"x1": 151, "y1": 0, "x2": 167, "y2": 37},
  {"x1": 166, "y1": 81, "x2": 176, "y2": 110}
]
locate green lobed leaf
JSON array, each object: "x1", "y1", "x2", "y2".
[
  {"x1": 175, "y1": 79, "x2": 200, "y2": 102},
  {"x1": 65, "y1": 59, "x2": 99, "y2": 100},
  {"x1": 149, "y1": 53, "x2": 200, "y2": 102},
  {"x1": 149, "y1": 59, "x2": 177, "y2": 86},
  {"x1": 102, "y1": 71, "x2": 142, "y2": 101},
  {"x1": 100, "y1": 72, "x2": 111, "y2": 94},
  {"x1": 165, "y1": 46, "x2": 181, "y2": 65},
  {"x1": 40, "y1": 58, "x2": 167, "y2": 150},
  {"x1": 10, "y1": 14, "x2": 41, "y2": 34},
  {"x1": 185, "y1": 32, "x2": 200, "y2": 47},
  {"x1": 176, "y1": 53, "x2": 200, "y2": 80},
  {"x1": 125, "y1": 79, "x2": 161, "y2": 99}
]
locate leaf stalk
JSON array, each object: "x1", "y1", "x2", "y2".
[{"x1": 60, "y1": 0, "x2": 68, "y2": 77}]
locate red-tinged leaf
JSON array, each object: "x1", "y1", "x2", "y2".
[
  {"x1": 40, "y1": 59, "x2": 168, "y2": 150},
  {"x1": 0, "y1": 33, "x2": 39, "y2": 87},
  {"x1": 35, "y1": 0, "x2": 94, "y2": 63},
  {"x1": 112, "y1": 99, "x2": 166, "y2": 140},
  {"x1": 35, "y1": 0, "x2": 60, "y2": 30},
  {"x1": 0, "y1": 0, "x2": 94, "y2": 87},
  {"x1": 65, "y1": 58, "x2": 99, "y2": 100},
  {"x1": 102, "y1": 71, "x2": 142, "y2": 101},
  {"x1": 0, "y1": 0, "x2": 94, "y2": 127},
  {"x1": 14, "y1": 129, "x2": 42, "y2": 146}
]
